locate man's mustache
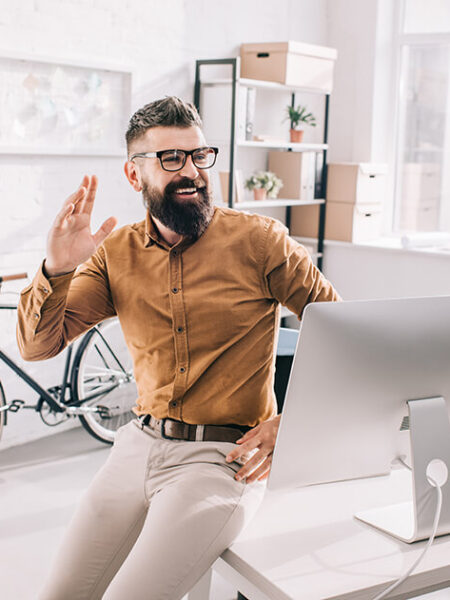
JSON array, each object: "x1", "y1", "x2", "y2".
[{"x1": 167, "y1": 178, "x2": 207, "y2": 193}]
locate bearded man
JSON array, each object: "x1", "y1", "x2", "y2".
[{"x1": 17, "y1": 96, "x2": 340, "y2": 599}]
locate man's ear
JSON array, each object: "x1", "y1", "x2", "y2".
[{"x1": 124, "y1": 160, "x2": 143, "y2": 192}]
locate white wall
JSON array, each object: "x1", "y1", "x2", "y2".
[
  {"x1": 323, "y1": 241, "x2": 450, "y2": 300},
  {"x1": 0, "y1": 0, "x2": 328, "y2": 448}
]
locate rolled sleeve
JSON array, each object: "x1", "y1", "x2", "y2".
[{"x1": 262, "y1": 218, "x2": 341, "y2": 319}]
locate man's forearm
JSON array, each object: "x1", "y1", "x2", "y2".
[{"x1": 16, "y1": 261, "x2": 76, "y2": 361}]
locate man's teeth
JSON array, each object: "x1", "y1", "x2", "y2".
[{"x1": 176, "y1": 188, "x2": 197, "y2": 194}]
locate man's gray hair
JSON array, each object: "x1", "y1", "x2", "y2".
[{"x1": 126, "y1": 96, "x2": 202, "y2": 150}]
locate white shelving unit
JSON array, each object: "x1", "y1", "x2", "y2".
[{"x1": 194, "y1": 57, "x2": 331, "y2": 272}]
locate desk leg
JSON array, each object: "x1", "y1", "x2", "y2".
[{"x1": 187, "y1": 568, "x2": 212, "y2": 600}]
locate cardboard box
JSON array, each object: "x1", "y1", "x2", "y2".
[
  {"x1": 290, "y1": 204, "x2": 320, "y2": 238},
  {"x1": 240, "y1": 41, "x2": 337, "y2": 91},
  {"x1": 290, "y1": 202, "x2": 382, "y2": 242},
  {"x1": 325, "y1": 202, "x2": 382, "y2": 242},
  {"x1": 327, "y1": 163, "x2": 387, "y2": 205},
  {"x1": 268, "y1": 151, "x2": 315, "y2": 201}
]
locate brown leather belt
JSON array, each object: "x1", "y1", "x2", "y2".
[{"x1": 137, "y1": 414, "x2": 250, "y2": 443}]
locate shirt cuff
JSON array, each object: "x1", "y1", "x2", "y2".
[{"x1": 32, "y1": 260, "x2": 75, "y2": 304}]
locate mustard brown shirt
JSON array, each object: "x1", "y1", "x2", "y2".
[{"x1": 17, "y1": 207, "x2": 340, "y2": 427}]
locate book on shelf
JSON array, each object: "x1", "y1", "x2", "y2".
[{"x1": 236, "y1": 86, "x2": 256, "y2": 141}]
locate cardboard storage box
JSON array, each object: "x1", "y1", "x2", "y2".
[
  {"x1": 268, "y1": 151, "x2": 315, "y2": 201},
  {"x1": 290, "y1": 204, "x2": 321, "y2": 238},
  {"x1": 240, "y1": 41, "x2": 337, "y2": 91},
  {"x1": 325, "y1": 202, "x2": 382, "y2": 243},
  {"x1": 290, "y1": 201, "x2": 382, "y2": 243},
  {"x1": 327, "y1": 163, "x2": 387, "y2": 205}
]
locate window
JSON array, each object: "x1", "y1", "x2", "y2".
[{"x1": 393, "y1": 0, "x2": 450, "y2": 233}]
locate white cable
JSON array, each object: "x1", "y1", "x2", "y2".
[{"x1": 371, "y1": 459, "x2": 443, "y2": 600}]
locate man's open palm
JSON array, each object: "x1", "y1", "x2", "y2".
[{"x1": 45, "y1": 175, "x2": 117, "y2": 277}]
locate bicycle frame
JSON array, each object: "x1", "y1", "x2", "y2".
[{"x1": 0, "y1": 346, "x2": 73, "y2": 414}]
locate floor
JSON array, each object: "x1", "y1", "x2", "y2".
[
  {"x1": 0, "y1": 426, "x2": 237, "y2": 600},
  {"x1": 1, "y1": 427, "x2": 449, "y2": 600}
]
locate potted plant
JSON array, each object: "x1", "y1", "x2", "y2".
[
  {"x1": 244, "y1": 171, "x2": 283, "y2": 201},
  {"x1": 284, "y1": 104, "x2": 316, "y2": 143}
]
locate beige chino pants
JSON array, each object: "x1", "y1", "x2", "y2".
[{"x1": 38, "y1": 419, "x2": 265, "y2": 600}]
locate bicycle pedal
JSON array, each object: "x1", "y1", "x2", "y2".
[
  {"x1": 8, "y1": 399, "x2": 25, "y2": 413},
  {"x1": 96, "y1": 405, "x2": 112, "y2": 418}
]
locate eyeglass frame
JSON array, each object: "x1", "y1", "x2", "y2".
[{"x1": 128, "y1": 146, "x2": 219, "y2": 172}]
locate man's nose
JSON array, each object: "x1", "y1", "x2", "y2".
[{"x1": 179, "y1": 154, "x2": 199, "y2": 179}]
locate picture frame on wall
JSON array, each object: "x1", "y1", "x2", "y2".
[{"x1": 0, "y1": 53, "x2": 132, "y2": 156}]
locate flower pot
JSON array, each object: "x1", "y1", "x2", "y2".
[
  {"x1": 253, "y1": 188, "x2": 267, "y2": 201},
  {"x1": 289, "y1": 129, "x2": 304, "y2": 143}
]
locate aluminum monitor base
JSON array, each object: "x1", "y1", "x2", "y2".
[{"x1": 355, "y1": 397, "x2": 450, "y2": 543}]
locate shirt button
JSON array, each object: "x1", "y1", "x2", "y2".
[
  {"x1": 177, "y1": 327, "x2": 183, "y2": 333},
  {"x1": 41, "y1": 287, "x2": 49, "y2": 294},
  {"x1": 179, "y1": 367, "x2": 186, "y2": 373},
  {"x1": 172, "y1": 250, "x2": 178, "y2": 256},
  {"x1": 170, "y1": 401, "x2": 177, "y2": 408},
  {"x1": 33, "y1": 313, "x2": 39, "y2": 319},
  {"x1": 172, "y1": 287, "x2": 179, "y2": 294}
]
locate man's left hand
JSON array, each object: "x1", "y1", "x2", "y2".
[{"x1": 226, "y1": 414, "x2": 281, "y2": 483}]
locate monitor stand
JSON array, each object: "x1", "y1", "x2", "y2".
[{"x1": 355, "y1": 396, "x2": 450, "y2": 543}]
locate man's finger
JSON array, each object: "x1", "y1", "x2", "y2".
[
  {"x1": 236, "y1": 427, "x2": 259, "y2": 444},
  {"x1": 53, "y1": 186, "x2": 86, "y2": 228},
  {"x1": 54, "y1": 202, "x2": 75, "y2": 228},
  {"x1": 73, "y1": 175, "x2": 91, "y2": 215},
  {"x1": 248, "y1": 458, "x2": 272, "y2": 483},
  {"x1": 81, "y1": 174, "x2": 98, "y2": 217},
  {"x1": 234, "y1": 450, "x2": 268, "y2": 480},
  {"x1": 92, "y1": 216, "x2": 118, "y2": 247},
  {"x1": 241, "y1": 454, "x2": 273, "y2": 483},
  {"x1": 227, "y1": 435, "x2": 261, "y2": 463}
]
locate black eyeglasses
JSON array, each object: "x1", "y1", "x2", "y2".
[{"x1": 129, "y1": 146, "x2": 219, "y2": 172}]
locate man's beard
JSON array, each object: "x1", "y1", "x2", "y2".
[{"x1": 142, "y1": 177, "x2": 214, "y2": 239}]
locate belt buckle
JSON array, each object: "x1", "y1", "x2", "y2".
[{"x1": 160, "y1": 418, "x2": 173, "y2": 439}]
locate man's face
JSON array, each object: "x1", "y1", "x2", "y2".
[{"x1": 128, "y1": 126, "x2": 214, "y2": 238}]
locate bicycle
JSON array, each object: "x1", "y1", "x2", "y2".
[{"x1": 0, "y1": 272, "x2": 137, "y2": 444}]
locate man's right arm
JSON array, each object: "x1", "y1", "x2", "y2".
[
  {"x1": 17, "y1": 250, "x2": 115, "y2": 361},
  {"x1": 17, "y1": 175, "x2": 117, "y2": 361}
]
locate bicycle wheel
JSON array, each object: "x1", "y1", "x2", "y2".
[
  {"x1": 0, "y1": 381, "x2": 6, "y2": 442},
  {"x1": 71, "y1": 318, "x2": 137, "y2": 444}
]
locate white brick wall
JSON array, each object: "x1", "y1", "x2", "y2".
[{"x1": 0, "y1": 0, "x2": 327, "y2": 447}]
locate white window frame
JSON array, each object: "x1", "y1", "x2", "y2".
[{"x1": 391, "y1": 0, "x2": 450, "y2": 234}]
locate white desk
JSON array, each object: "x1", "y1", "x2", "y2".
[{"x1": 189, "y1": 469, "x2": 450, "y2": 599}]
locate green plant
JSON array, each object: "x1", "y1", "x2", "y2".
[
  {"x1": 284, "y1": 104, "x2": 316, "y2": 130},
  {"x1": 244, "y1": 171, "x2": 283, "y2": 199}
]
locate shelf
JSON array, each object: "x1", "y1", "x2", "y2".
[
  {"x1": 216, "y1": 199, "x2": 325, "y2": 209},
  {"x1": 237, "y1": 140, "x2": 328, "y2": 151},
  {"x1": 200, "y1": 77, "x2": 331, "y2": 96}
]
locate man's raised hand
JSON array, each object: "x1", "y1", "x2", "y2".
[{"x1": 45, "y1": 175, "x2": 117, "y2": 277}]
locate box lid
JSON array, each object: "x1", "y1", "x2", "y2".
[
  {"x1": 329, "y1": 162, "x2": 388, "y2": 176},
  {"x1": 358, "y1": 163, "x2": 388, "y2": 176},
  {"x1": 240, "y1": 41, "x2": 337, "y2": 60}
]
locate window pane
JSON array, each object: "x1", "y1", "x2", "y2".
[
  {"x1": 395, "y1": 44, "x2": 450, "y2": 232},
  {"x1": 403, "y1": 0, "x2": 450, "y2": 34}
]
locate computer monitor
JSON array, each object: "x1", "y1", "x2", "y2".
[{"x1": 268, "y1": 297, "x2": 450, "y2": 543}]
